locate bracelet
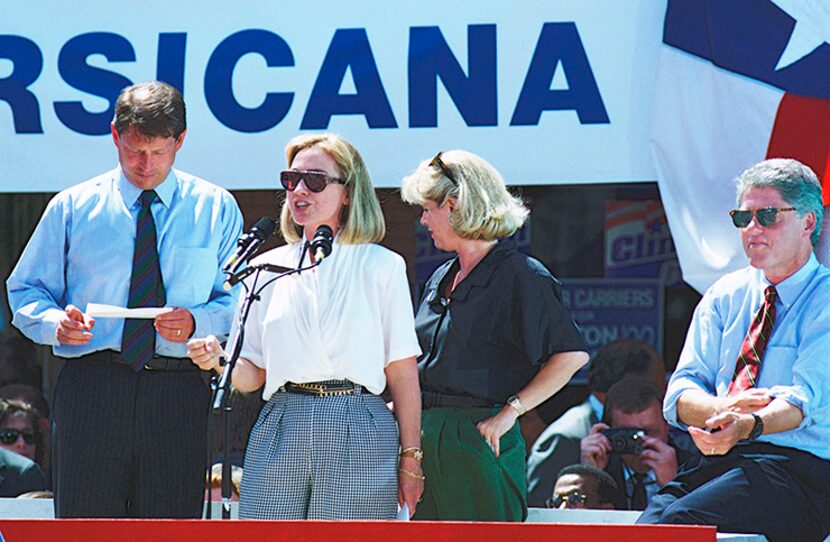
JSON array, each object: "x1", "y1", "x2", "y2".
[
  {"x1": 398, "y1": 467, "x2": 425, "y2": 481},
  {"x1": 400, "y1": 447, "x2": 424, "y2": 461}
]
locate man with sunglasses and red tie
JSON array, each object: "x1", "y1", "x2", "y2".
[{"x1": 637, "y1": 159, "x2": 830, "y2": 541}]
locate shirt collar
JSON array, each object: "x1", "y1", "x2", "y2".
[
  {"x1": 588, "y1": 394, "x2": 604, "y2": 421},
  {"x1": 118, "y1": 167, "x2": 176, "y2": 209},
  {"x1": 443, "y1": 239, "x2": 517, "y2": 302},
  {"x1": 623, "y1": 463, "x2": 657, "y2": 484},
  {"x1": 759, "y1": 253, "x2": 819, "y2": 310}
]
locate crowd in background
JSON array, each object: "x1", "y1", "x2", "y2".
[{"x1": 0, "y1": 334, "x2": 50, "y2": 497}]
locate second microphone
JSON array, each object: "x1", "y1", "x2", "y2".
[{"x1": 310, "y1": 225, "x2": 334, "y2": 262}]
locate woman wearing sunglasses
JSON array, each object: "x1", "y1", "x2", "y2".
[
  {"x1": 400, "y1": 150, "x2": 589, "y2": 521},
  {"x1": 188, "y1": 133, "x2": 423, "y2": 519}
]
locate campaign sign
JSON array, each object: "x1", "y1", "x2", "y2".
[
  {"x1": 560, "y1": 278, "x2": 663, "y2": 381},
  {"x1": 604, "y1": 200, "x2": 679, "y2": 283}
]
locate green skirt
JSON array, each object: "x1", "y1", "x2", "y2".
[{"x1": 413, "y1": 407, "x2": 527, "y2": 522}]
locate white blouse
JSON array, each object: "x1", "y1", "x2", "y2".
[{"x1": 232, "y1": 240, "x2": 421, "y2": 400}]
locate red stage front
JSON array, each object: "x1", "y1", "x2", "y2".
[{"x1": 0, "y1": 519, "x2": 715, "y2": 542}]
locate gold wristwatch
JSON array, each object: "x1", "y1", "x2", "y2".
[{"x1": 507, "y1": 394, "x2": 526, "y2": 416}]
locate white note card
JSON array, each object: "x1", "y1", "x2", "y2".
[{"x1": 86, "y1": 303, "x2": 173, "y2": 319}]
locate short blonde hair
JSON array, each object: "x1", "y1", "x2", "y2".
[
  {"x1": 279, "y1": 133, "x2": 385, "y2": 244},
  {"x1": 401, "y1": 150, "x2": 528, "y2": 240}
]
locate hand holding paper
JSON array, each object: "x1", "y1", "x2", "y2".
[{"x1": 55, "y1": 304, "x2": 95, "y2": 345}]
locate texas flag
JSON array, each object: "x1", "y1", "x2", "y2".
[{"x1": 651, "y1": 0, "x2": 830, "y2": 292}]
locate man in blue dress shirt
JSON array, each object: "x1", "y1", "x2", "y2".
[
  {"x1": 638, "y1": 159, "x2": 830, "y2": 541},
  {"x1": 6, "y1": 81, "x2": 243, "y2": 518}
]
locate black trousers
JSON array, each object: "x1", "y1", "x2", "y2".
[
  {"x1": 52, "y1": 354, "x2": 210, "y2": 518},
  {"x1": 637, "y1": 442, "x2": 830, "y2": 542}
]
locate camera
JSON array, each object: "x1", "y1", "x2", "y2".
[{"x1": 601, "y1": 428, "x2": 646, "y2": 455}]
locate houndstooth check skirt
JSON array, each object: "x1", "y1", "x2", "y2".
[{"x1": 239, "y1": 384, "x2": 399, "y2": 519}]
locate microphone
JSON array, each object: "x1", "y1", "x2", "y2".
[
  {"x1": 311, "y1": 225, "x2": 334, "y2": 262},
  {"x1": 222, "y1": 217, "x2": 277, "y2": 275}
]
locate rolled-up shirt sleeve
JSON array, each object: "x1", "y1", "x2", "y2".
[
  {"x1": 380, "y1": 254, "x2": 421, "y2": 365},
  {"x1": 7, "y1": 193, "x2": 70, "y2": 346},
  {"x1": 188, "y1": 191, "x2": 243, "y2": 341},
  {"x1": 664, "y1": 290, "x2": 723, "y2": 429},
  {"x1": 510, "y1": 269, "x2": 587, "y2": 365},
  {"x1": 770, "y1": 305, "x2": 830, "y2": 429}
]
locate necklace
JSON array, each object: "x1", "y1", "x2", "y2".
[
  {"x1": 450, "y1": 270, "x2": 464, "y2": 292},
  {"x1": 447, "y1": 240, "x2": 497, "y2": 296}
]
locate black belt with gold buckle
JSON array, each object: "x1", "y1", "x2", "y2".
[{"x1": 284, "y1": 380, "x2": 359, "y2": 397}]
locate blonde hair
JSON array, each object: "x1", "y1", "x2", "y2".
[
  {"x1": 401, "y1": 150, "x2": 528, "y2": 240},
  {"x1": 279, "y1": 133, "x2": 385, "y2": 244}
]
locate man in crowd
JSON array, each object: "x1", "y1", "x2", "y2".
[
  {"x1": 638, "y1": 159, "x2": 830, "y2": 541},
  {"x1": 526, "y1": 339, "x2": 665, "y2": 506},
  {"x1": 580, "y1": 377, "x2": 692, "y2": 510},
  {"x1": 6, "y1": 81, "x2": 243, "y2": 517},
  {"x1": 547, "y1": 464, "x2": 619, "y2": 510}
]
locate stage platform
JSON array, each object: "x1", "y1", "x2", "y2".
[
  {"x1": 0, "y1": 499, "x2": 781, "y2": 541},
  {"x1": 0, "y1": 516, "x2": 716, "y2": 542}
]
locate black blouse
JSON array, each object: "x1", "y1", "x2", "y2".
[{"x1": 415, "y1": 240, "x2": 587, "y2": 404}]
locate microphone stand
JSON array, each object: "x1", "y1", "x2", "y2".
[{"x1": 210, "y1": 261, "x2": 317, "y2": 519}]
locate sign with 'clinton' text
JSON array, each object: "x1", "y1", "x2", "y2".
[{"x1": 1, "y1": 1, "x2": 664, "y2": 192}]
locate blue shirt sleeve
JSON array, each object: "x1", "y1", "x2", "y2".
[
  {"x1": 188, "y1": 189, "x2": 243, "y2": 341},
  {"x1": 768, "y1": 289, "x2": 830, "y2": 429},
  {"x1": 663, "y1": 288, "x2": 723, "y2": 429},
  {"x1": 7, "y1": 193, "x2": 71, "y2": 346}
]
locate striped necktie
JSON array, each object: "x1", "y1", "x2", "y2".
[
  {"x1": 121, "y1": 190, "x2": 166, "y2": 372},
  {"x1": 728, "y1": 286, "x2": 777, "y2": 395}
]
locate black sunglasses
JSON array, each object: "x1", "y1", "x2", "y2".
[
  {"x1": 429, "y1": 151, "x2": 459, "y2": 186},
  {"x1": 729, "y1": 207, "x2": 796, "y2": 228},
  {"x1": 545, "y1": 491, "x2": 588, "y2": 509},
  {"x1": 0, "y1": 428, "x2": 36, "y2": 445},
  {"x1": 280, "y1": 170, "x2": 345, "y2": 193}
]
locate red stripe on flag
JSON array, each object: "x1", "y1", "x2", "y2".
[{"x1": 766, "y1": 93, "x2": 830, "y2": 206}]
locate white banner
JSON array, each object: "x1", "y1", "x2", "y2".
[
  {"x1": 651, "y1": 0, "x2": 830, "y2": 292},
  {"x1": 1, "y1": 1, "x2": 664, "y2": 191}
]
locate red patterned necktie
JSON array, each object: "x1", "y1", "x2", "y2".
[{"x1": 728, "y1": 286, "x2": 777, "y2": 395}]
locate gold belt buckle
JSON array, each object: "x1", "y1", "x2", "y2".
[
  {"x1": 293, "y1": 382, "x2": 325, "y2": 395},
  {"x1": 291, "y1": 381, "x2": 354, "y2": 397}
]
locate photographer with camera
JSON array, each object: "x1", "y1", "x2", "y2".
[
  {"x1": 527, "y1": 339, "x2": 666, "y2": 507},
  {"x1": 579, "y1": 377, "x2": 695, "y2": 510}
]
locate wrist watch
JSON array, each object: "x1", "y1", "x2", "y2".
[
  {"x1": 507, "y1": 395, "x2": 526, "y2": 416},
  {"x1": 747, "y1": 413, "x2": 764, "y2": 440}
]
